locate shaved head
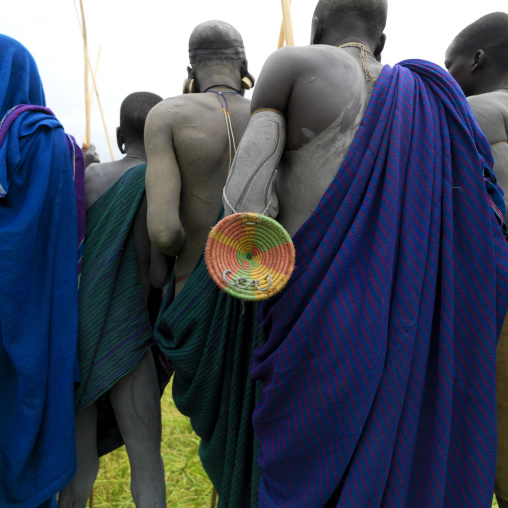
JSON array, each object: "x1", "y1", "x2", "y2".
[
  {"x1": 451, "y1": 12, "x2": 508, "y2": 65},
  {"x1": 120, "y1": 92, "x2": 163, "y2": 142},
  {"x1": 313, "y1": 0, "x2": 388, "y2": 40},
  {"x1": 189, "y1": 20, "x2": 246, "y2": 65}
]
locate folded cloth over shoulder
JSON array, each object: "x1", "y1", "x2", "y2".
[
  {"x1": 75, "y1": 163, "x2": 170, "y2": 455},
  {"x1": 253, "y1": 60, "x2": 508, "y2": 507},
  {"x1": 155, "y1": 238, "x2": 265, "y2": 508}
]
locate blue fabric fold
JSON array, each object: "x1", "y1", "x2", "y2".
[
  {"x1": 0, "y1": 34, "x2": 79, "y2": 507},
  {"x1": 253, "y1": 60, "x2": 508, "y2": 507}
]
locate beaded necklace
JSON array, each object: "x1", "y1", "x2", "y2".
[
  {"x1": 204, "y1": 87, "x2": 241, "y2": 172},
  {"x1": 338, "y1": 42, "x2": 378, "y2": 84}
]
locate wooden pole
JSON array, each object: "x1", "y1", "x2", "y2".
[
  {"x1": 280, "y1": 0, "x2": 295, "y2": 47},
  {"x1": 277, "y1": 0, "x2": 292, "y2": 48},
  {"x1": 88, "y1": 486, "x2": 94, "y2": 508},
  {"x1": 79, "y1": 0, "x2": 91, "y2": 149},
  {"x1": 73, "y1": 0, "x2": 83, "y2": 35},
  {"x1": 75, "y1": 2, "x2": 114, "y2": 160},
  {"x1": 87, "y1": 58, "x2": 115, "y2": 161},
  {"x1": 89, "y1": 46, "x2": 102, "y2": 108},
  {"x1": 277, "y1": 21, "x2": 285, "y2": 49},
  {"x1": 211, "y1": 487, "x2": 218, "y2": 508}
]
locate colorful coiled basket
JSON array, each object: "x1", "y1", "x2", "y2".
[{"x1": 205, "y1": 212, "x2": 295, "y2": 301}]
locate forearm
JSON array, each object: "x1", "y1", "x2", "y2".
[
  {"x1": 149, "y1": 244, "x2": 175, "y2": 288},
  {"x1": 223, "y1": 110, "x2": 286, "y2": 216}
]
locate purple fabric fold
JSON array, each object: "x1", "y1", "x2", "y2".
[
  {"x1": 253, "y1": 60, "x2": 508, "y2": 507},
  {"x1": 65, "y1": 134, "x2": 86, "y2": 277}
]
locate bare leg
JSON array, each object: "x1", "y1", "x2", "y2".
[
  {"x1": 497, "y1": 317, "x2": 508, "y2": 508},
  {"x1": 58, "y1": 403, "x2": 99, "y2": 508},
  {"x1": 109, "y1": 350, "x2": 166, "y2": 507}
]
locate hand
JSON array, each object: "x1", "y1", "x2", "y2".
[{"x1": 83, "y1": 144, "x2": 100, "y2": 167}]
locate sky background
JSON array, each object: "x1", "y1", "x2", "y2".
[{"x1": 2, "y1": 0, "x2": 507, "y2": 162}]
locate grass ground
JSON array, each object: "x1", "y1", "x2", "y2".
[
  {"x1": 92, "y1": 382, "x2": 500, "y2": 507},
  {"x1": 92, "y1": 385, "x2": 213, "y2": 507}
]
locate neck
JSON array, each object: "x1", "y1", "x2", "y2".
[
  {"x1": 472, "y1": 73, "x2": 508, "y2": 95},
  {"x1": 194, "y1": 66, "x2": 242, "y2": 94},
  {"x1": 325, "y1": 35, "x2": 375, "y2": 53},
  {"x1": 124, "y1": 142, "x2": 146, "y2": 161},
  {"x1": 203, "y1": 84, "x2": 241, "y2": 93}
]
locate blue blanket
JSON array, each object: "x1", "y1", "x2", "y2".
[
  {"x1": 253, "y1": 60, "x2": 508, "y2": 507},
  {"x1": 0, "y1": 35, "x2": 80, "y2": 507}
]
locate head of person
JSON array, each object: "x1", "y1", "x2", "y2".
[
  {"x1": 183, "y1": 20, "x2": 255, "y2": 95},
  {"x1": 0, "y1": 34, "x2": 45, "y2": 118},
  {"x1": 445, "y1": 12, "x2": 508, "y2": 97},
  {"x1": 117, "y1": 92, "x2": 163, "y2": 153},
  {"x1": 311, "y1": 0, "x2": 387, "y2": 57}
]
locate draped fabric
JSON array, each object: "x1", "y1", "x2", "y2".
[
  {"x1": 75, "y1": 164, "x2": 153, "y2": 414},
  {"x1": 0, "y1": 34, "x2": 44, "y2": 118},
  {"x1": 75, "y1": 163, "x2": 171, "y2": 456},
  {"x1": 0, "y1": 34, "x2": 82, "y2": 507},
  {"x1": 253, "y1": 60, "x2": 508, "y2": 507},
  {"x1": 155, "y1": 243, "x2": 264, "y2": 508}
]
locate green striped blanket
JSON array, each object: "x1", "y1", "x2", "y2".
[
  {"x1": 75, "y1": 163, "x2": 167, "y2": 455},
  {"x1": 155, "y1": 247, "x2": 264, "y2": 507}
]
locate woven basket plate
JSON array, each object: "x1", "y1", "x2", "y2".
[{"x1": 205, "y1": 212, "x2": 295, "y2": 301}]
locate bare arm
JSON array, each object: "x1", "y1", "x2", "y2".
[
  {"x1": 150, "y1": 245, "x2": 174, "y2": 289},
  {"x1": 145, "y1": 101, "x2": 185, "y2": 256},
  {"x1": 223, "y1": 48, "x2": 297, "y2": 216},
  {"x1": 223, "y1": 111, "x2": 286, "y2": 216}
]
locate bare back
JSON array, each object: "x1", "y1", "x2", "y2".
[
  {"x1": 145, "y1": 93, "x2": 251, "y2": 294},
  {"x1": 468, "y1": 90, "x2": 508, "y2": 219},
  {"x1": 225, "y1": 45, "x2": 383, "y2": 236},
  {"x1": 85, "y1": 157, "x2": 145, "y2": 210}
]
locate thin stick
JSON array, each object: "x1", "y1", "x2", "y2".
[
  {"x1": 211, "y1": 487, "x2": 218, "y2": 508},
  {"x1": 89, "y1": 46, "x2": 102, "y2": 108},
  {"x1": 277, "y1": 21, "x2": 285, "y2": 49},
  {"x1": 277, "y1": 0, "x2": 292, "y2": 48},
  {"x1": 86, "y1": 61, "x2": 115, "y2": 160},
  {"x1": 79, "y1": 0, "x2": 91, "y2": 149},
  {"x1": 73, "y1": 0, "x2": 83, "y2": 35},
  {"x1": 281, "y1": 0, "x2": 295, "y2": 47},
  {"x1": 76, "y1": 4, "x2": 114, "y2": 160},
  {"x1": 89, "y1": 486, "x2": 94, "y2": 508}
]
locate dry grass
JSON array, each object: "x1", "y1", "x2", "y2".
[{"x1": 91, "y1": 382, "x2": 500, "y2": 508}]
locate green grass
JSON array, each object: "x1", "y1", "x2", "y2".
[
  {"x1": 92, "y1": 384, "x2": 213, "y2": 507},
  {"x1": 91, "y1": 382, "x2": 500, "y2": 507}
]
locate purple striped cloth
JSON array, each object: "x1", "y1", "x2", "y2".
[{"x1": 253, "y1": 60, "x2": 508, "y2": 507}]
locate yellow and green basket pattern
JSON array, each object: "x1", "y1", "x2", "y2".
[{"x1": 205, "y1": 212, "x2": 295, "y2": 301}]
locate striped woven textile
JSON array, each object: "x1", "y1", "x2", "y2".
[
  {"x1": 155, "y1": 245, "x2": 264, "y2": 507},
  {"x1": 253, "y1": 60, "x2": 508, "y2": 507},
  {"x1": 75, "y1": 164, "x2": 154, "y2": 422}
]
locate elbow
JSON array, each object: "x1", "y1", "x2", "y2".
[{"x1": 148, "y1": 223, "x2": 184, "y2": 257}]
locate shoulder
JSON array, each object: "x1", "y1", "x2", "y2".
[
  {"x1": 261, "y1": 45, "x2": 343, "y2": 78},
  {"x1": 146, "y1": 95, "x2": 213, "y2": 130},
  {"x1": 467, "y1": 92, "x2": 503, "y2": 117},
  {"x1": 467, "y1": 92, "x2": 505, "y2": 125},
  {"x1": 467, "y1": 92, "x2": 508, "y2": 144},
  {"x1": 253, "y1": 45, "x2": 355, "y2": 114},
  {"x1": 84, "y1": 162, "x2": 102, "y2": 185}
]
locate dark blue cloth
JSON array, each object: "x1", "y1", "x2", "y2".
[
  {"x1": 253, "y1": 60, "x2": 508, "y2": 507},
  {"x1": 0, "y1": 34, "x2": 44, "y2": 118},
  {"x1": 0, "y1": 35, "x2": 79, "y2": 507}
]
